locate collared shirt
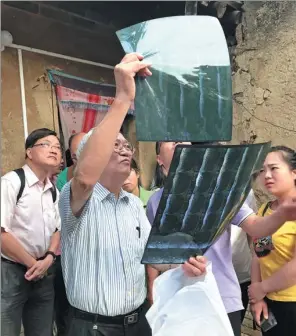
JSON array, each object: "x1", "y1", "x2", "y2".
[
  {"x1": 59, "y1": 181, "x2": 151, "y2": 316},
  {"x1": 146, "y1": 188, "x2": 254, "y2": 314},
  {"x1": 1, "y1": 164, "x2": 61, "y2": 260},
  {"x1": 231, "y1": 190, "x2": 258, "y2": 284},
  {"x1": 139, "y1": 186, "x2": 156, "y2": 209},
  {"x1": 56, "y1": 167, "x2": 68, "y2": 192}
]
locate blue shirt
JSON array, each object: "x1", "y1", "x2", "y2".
[{"x1": 59, "y1": 181, "x2": 151, "y2": 316}]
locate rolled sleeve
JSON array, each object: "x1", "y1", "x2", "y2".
[
  {"x1": 59, "y1": 181, "x2": 89, "y2": 238},
  {"x1": 59, "y1": 181, "x2": 76, "y2": 237},
  {"x1": 232, "y1": 202, "x2": 254, "y2": 227},
  {"x1": 1, "y1": 178, "x2": 18, "y2": 232},
  {"x1": 146, "y1": 198, "x2": 154, "y2": 225},
  {"x1": 138, "y1": 205, "x2": 152, "y2": 243}
]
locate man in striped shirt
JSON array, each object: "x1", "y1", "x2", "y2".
[{"x1": 59, "y1": 53, "x2": 207, "y2": 336}]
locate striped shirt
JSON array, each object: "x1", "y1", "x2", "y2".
[{"x1": 59, "y1": 181, "x2": 151, "y2": 316}]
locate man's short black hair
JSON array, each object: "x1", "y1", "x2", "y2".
[
  {"x1": 25, "y1": 128, "x2": 58, "y2": 150},
  {"x1": 156, "y1": 142, "x2": 162, "y2": 155},
  {"x1": 131, "y1": 158, "x2": 140, "y2": 173}
]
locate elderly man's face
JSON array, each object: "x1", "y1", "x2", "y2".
[{"x1": 105, "y1": 133, "x2": 134, "y2": 178}]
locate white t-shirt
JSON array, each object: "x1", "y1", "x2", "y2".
[{"x1": 231, "y1": 190, "x2": 257, "y2": 284}]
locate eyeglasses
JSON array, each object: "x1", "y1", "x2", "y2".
[
  {"x1": 32, "y1": 142, "x2": 62, "y2": 152},
  {"x1": 114, "y1": 140, "x2": 135, "y2": 154}
]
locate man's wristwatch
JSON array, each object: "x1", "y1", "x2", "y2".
[{"x1": 44, "y1": 251, "x2": 57, "y2": 263}]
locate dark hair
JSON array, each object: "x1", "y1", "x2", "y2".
[
  {"x1": 65, "y1": 148, "x2": 73, "y2": 167},
  {"x1": 25, "y1": 128, "x2": 58, "y2": 149},
  {"x1": 154, "y1": 141, "x2": 220, "y2": 188},
  {"x1": 131, "y1": 158, "x2": 140, "y2": 174},
  {"x1": 130, "y1": 158, "x2": 142, "y2": 187},
  {"x1": 156, "y1": 141, "x2": 162, "y2": 155},
  {"x1": 269, "y1": 146, "x2": 296, "y2": 170},
  {"x1": 25, "y1": 128, "x2": 59, "y2": 158},
  {"x1": 153, "y1": 142, "x2": 165, "y2": 188}
]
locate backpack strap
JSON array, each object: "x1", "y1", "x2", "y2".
[
  {"x1": 13, "y1": 168, "x2": 26, "y2": 204},
  {"x1": 50, "y1": 184, "x2": 57, "y2": 203},
  {"x1": 262, "y1": 201, "x2": 271, "y2": 217},
  {"x1": 14, "y1": 168, "x2": 57, "y2": 204}
]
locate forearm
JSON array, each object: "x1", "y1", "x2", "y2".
[
  {"x1": 243, "y1": 210, "x2": 286, "y2": 237},
  {"x1": 1, "y1": 231, "x2": 35, "y2": 268},
  {"x1": 47, "y1": 231, "x2": 60, "y2": 254},
  {"x1": 262, "y1": 259, "x2": 296, "y2": 294},
  {"x1": 151, "y1": 263, "x2": 179, "y2": 272},
  {"x1": 251, "y1": 255, "x2": 262, "y2": 283},
  {"x1": 146, "y1": 265, "x2": 160, "y2": 299},
  {"x1": 75, "y1": 98, "x2": 131, "y2": 186}
]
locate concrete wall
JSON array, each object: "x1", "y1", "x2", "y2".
[
  {"x1": 232, "y1": 1, "x2": 296, "y2": 147},
  {"x1": 1, "y1": 48, "x2": 114, "y2": 174}
]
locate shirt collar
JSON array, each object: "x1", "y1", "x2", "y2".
[
  {"x1": 23, "y1": 164, "x2": 53, "y2": 191},
  {"x1": 94, "y1": 183, "x2": 129, "y2": 202}
]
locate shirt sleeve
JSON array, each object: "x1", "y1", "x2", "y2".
[
  {"x1": 232, "y1": 201, "x2": 254, "y2": 227},
  {"x1": 54, "y1": 189, "x2": 61, "y2": 231},
  {"x1": 59, "y1": 181, "x2": 78, "y2": 238},
  {"x1": 146, "y1": 197, "x2": 154, "y2": 225},
  {"x1": 138, "y1": 204, "x2": 152, "y2": 243},
  {"x1": 56, "y1": 169, "x2": 68, "y2": 192},
  {"x1": 245, "y1": 189, "x2": 258, "y2": 212},
  {"x1": 1, "y1": 177, "x2": 19, "y2": 232}
]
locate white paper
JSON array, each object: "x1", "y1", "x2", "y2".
[{"x1": 146, "y1": 263, "x2": 234, "y2": 336}]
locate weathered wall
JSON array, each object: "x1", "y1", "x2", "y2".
[
  {"x1": 3, "y1": 1, "x2": 296, "y2": 189},
  {"x1": 232, "y1": 1, "x2": 296, "y2": 147},
  {"x1": 1, "y1": 48, "x2": 114, "y2": 174},
  {"x1": 231, "y1": 1, "x2": 296, "y2": 204}
]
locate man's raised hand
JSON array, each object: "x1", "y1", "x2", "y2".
[{"x1": 114, "y1": 52, "x2": 152, "y2": 103}]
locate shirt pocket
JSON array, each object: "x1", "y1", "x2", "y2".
[{"x1": 43, "y1": 204, "x2": 59, "y2": 235}]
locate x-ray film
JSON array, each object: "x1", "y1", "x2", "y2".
[
  {"x1": 116, "y1": 16, "x2": 232, "y2": 142},
  {"x1": 141, "y1": 142, "x2": 271, "y2": 264}
]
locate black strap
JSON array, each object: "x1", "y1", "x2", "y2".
[
  {"x1": 14, "y1": 168, "x2": 57, "y2": 204},
  {"x1": 50, "y1": 184, "x2": 57, "y2": 203},
  {"x1": 14, "y1": 168, "x2": 26, "y2": 203},
  {"x1": 262, "y1": 202, "x2": 271, "y2": 217}
]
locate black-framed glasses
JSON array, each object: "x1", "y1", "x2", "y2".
[
  {"x1": 32, "y1": 142, "x2": 62, "y2": 152},
  {"x1": 114, "y1": 140, "x2": 135, "y2": 154}
]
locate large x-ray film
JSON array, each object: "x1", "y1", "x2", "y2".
[
  {"x1": 141, "y1": 143, "x2": 271, "y2": 264},
  {"x1": 116, "y1": 16, "x2": 232, "y2": 142}
]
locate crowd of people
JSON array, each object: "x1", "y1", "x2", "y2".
[{"x1": 1, "y1": 53, "x2": 296, "y2": 336}]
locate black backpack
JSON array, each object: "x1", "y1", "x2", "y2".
[{"x1": 14, "y1": 168, "x2": 57, "y2": 204}]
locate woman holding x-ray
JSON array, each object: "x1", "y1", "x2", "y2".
[{"x1": 146, "y1": 141, "x2": 296, "y2": 336}]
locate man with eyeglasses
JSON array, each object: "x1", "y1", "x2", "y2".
[
  {"x1": 59, "y1": 53, "x2": 206, "y2": 336},
  {"x1": 1, "y1": 128, "x2": 62, "y2": 336}
]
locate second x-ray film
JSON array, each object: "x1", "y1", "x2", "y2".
[{"x1": 141, "y1": 142, "x2": 271, "y2": 264}]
